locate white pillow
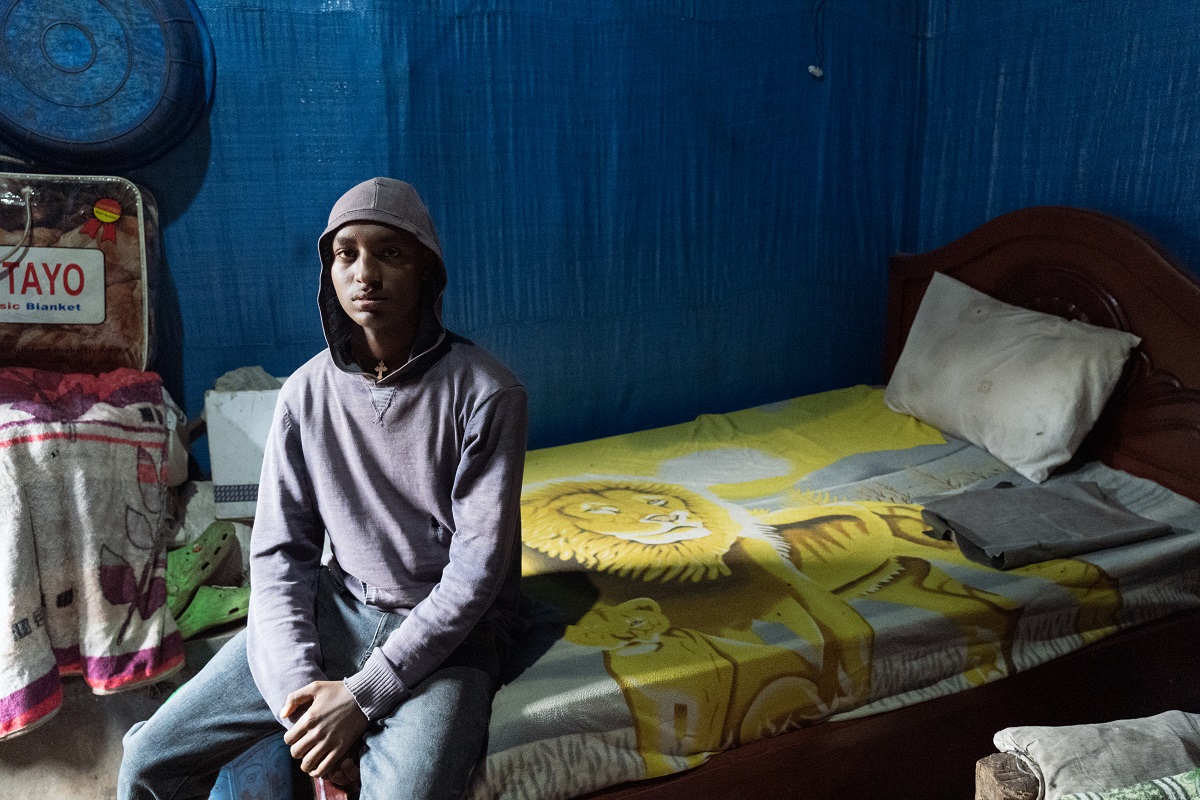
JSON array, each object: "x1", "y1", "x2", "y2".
[{"x1": 884, "y1": 272, "x2": 1140, "y2": 482}]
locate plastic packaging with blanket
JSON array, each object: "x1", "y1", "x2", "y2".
[{"x1": 0, "y1": 171, "x2": 159, "y2": 374}]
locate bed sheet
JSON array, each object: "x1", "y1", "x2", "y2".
[{"x1": 470, "y1": 385, "x2": 1200, "y2": 800}]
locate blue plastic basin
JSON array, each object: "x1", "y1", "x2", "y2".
[{"x1": 0, "y1": 0, "x2": 215, "y2": 172}]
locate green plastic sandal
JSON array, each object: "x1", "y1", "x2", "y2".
[
  {"x1": 166, "y1": 520, "x2": 237, "y2": 618},
  {"x1": 175, "y1": 584, "x2": 251, "y2": 640}
]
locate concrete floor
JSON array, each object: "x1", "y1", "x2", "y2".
[{"x1": 0, "y1": 630, "x2": 240, "y2": 800}]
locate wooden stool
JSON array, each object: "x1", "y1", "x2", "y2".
[{"x1": 975, "y1": 752, "x2": 1039, "y2": 800}]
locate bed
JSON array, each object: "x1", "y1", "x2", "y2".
[{"x1": 451, "y1": 205, "x2": 1200, "y2": 800}]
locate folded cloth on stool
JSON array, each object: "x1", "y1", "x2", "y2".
[{"x1": 994, "y1": 711, "x2": 1200, "y2": 800}]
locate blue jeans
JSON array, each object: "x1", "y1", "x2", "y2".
[{"x1": 119, "y1": 567, "x2": 504, "y2": 800}]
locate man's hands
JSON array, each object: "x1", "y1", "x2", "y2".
[{"x1": 281, "y1": 680, "x2": 369, "y2": 785}]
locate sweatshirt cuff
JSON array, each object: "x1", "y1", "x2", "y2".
[{"x1": 343, "y1": 648, "x2": 410, "y2": 721}]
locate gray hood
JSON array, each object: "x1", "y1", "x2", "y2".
[{"x1": 317, "y1": 178, "x2": 448, "y2": 382}]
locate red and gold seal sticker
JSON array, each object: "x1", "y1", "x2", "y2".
[{"x1": 81, "y1": 198, "x2": 123, "y2": 242}]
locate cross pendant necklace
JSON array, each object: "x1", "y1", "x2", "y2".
[{"x1": 373, "y1": 360, "x2": 388, "y2": 382}]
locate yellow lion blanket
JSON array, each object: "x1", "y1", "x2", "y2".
[{"x1": 471, "y1": 386, "x2": 1200, "y2": 800}]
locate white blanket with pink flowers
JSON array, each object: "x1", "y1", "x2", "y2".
[{"x1": 0, "y1": 368, "x2": 182, "y2": 739}]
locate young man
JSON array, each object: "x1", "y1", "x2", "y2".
[{"x1": 119, "y1": 178, "x2": 528, "y2": 799}]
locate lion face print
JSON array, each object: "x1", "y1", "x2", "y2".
[
  {"x1": 549, "y1": 487, "x2": 711, "y2": 545},
  {"x1": 521, "y1": 478, "x2": 752, "y2": 582},
  {"x1": 565, "y1": 598, "x2": 672, "y2": 652}
]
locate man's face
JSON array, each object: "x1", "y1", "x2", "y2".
[{"x1": 330, "y1": 223, "x2": 430, "y2": 339}]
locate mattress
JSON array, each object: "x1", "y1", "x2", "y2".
[{"x1": 469, "y1": 385, "x2": 1200, "y2": 800}]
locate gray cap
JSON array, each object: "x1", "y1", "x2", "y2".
[{"x1": 317, "y1": 177, "x2": 444, "y2": 271}]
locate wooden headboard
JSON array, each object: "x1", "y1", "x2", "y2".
[{"x1": 885, "y1": 205, "x2": 1200, "y2": 503}]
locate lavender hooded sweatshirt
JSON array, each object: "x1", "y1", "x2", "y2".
[{"x1": 246, "y1": 178, "x2": 528, "y2": 723}]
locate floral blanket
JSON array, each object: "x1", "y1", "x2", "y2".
[
  {"x1": 0, "y1": 368, "x2": 182, "y2": 739},
  {"x1": 1063, "y1": 769, "x2": 1200, "y2": 800},
  {"x1": 470, "y1": 386, "x2": 1200, "y2": 800}
]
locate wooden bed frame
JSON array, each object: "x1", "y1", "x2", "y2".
[{"x1": 569, "y1": 206, "x2": 1200, "y2": 800}]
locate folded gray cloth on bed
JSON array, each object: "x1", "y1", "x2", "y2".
[
  {"x1": 921, "y1": 481, "x2": 1172, "y2": 569},
  {"x1": 994, "y1": 711, "x2": 1200, "y2": 800}
]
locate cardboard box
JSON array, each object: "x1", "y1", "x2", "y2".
[{"x1": 205, "y1": 387, "x2": 282, "y2": 519}]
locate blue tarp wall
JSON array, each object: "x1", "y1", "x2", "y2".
[
  {"x1": 914, "y1": 2, "x2": 1200, "y2": 265},
  {"x1": 7, "y1": 0, "x2": 1200, "y2": 463}
]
